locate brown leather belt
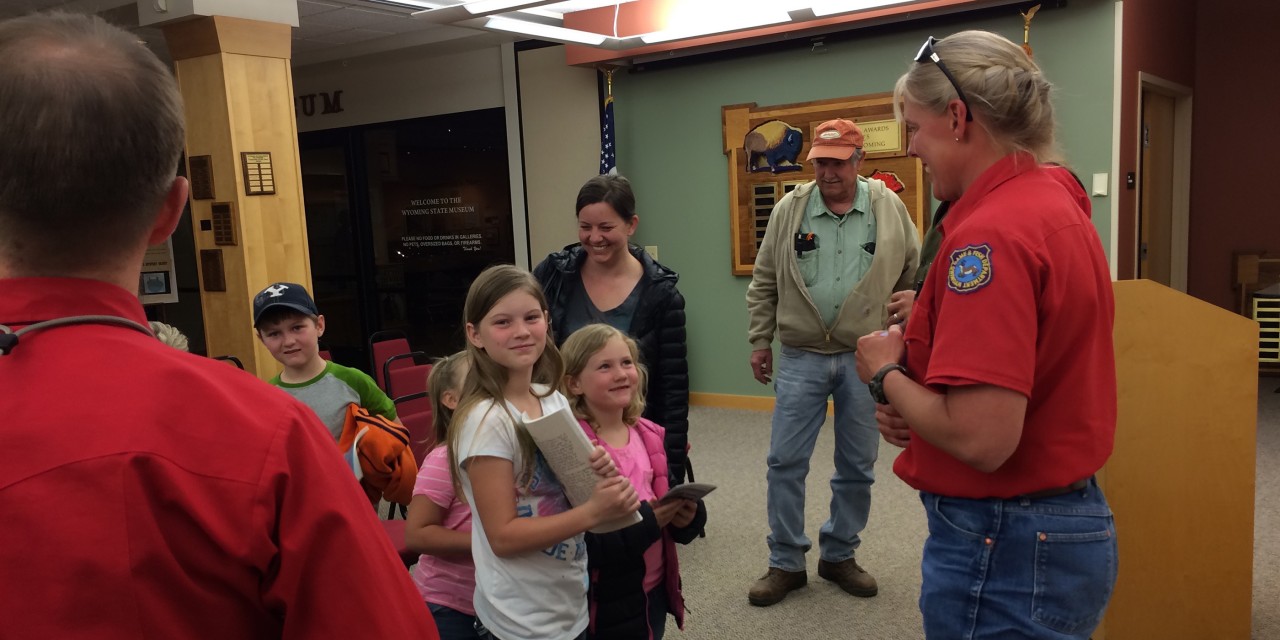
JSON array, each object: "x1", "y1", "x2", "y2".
[{"x1": 1019, "y1": 477, "x2": 1092, "y2": 500}]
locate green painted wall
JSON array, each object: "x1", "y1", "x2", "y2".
[{"x1": 613, "y1": 0, "x2": 1115, "y2": 398}]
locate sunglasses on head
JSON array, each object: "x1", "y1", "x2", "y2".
[{"x1": 915, "y1": 36, "x2": 973, "y2": 122}]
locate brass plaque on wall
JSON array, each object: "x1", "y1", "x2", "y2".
[
  {"x1": 189, "y1": 155, "x2": 215, "y2": 200},
  {"x1": 858, "y1": 118, "x2": 906, "y2": 158},
  {"x1": 199, "y1": 249, "x2": 226, "y2": 292},
  {"x1": 210, "y1": 202, "x2": 237, "y2": 246},
  {"x1": 240, "y1": 151, "x2": 276, "y2": 196}
]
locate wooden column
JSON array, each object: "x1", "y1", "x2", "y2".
[{"x1": 163, "y1": 16, "x2": 310, "y2": 380}]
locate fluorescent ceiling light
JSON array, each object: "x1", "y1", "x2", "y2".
[
  {"x1": 515, "y1": 6, "x2": 562, "y2": 19},
  {"x1": 483, "y1": 16, "x2": 608, "y2": 45},
  {"x1": 407, "y1": 0, "x2": 922, "y2": 49},
  {"x1": 367, "y1": 0, "x2": 443, "y2": 9},
  {"x1": 413, "y1": 0, "x2": 559, "y2": 21},
  {"x1": 463, "y1": 0, "x2": 548, "y2": 13},
  {"x1": 810, "y1": 0, "x2": 916, "y2": 17},
  {"x1": 639, "y1": 11, "x2": 792, "y2": 44}
]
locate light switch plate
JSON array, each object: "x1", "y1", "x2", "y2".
[
  {"x1": 644, "y1": 245, "x2": 659, "y2": 260},
  {"x1": 1091, "y1": 173, "x2": 1109, "y2": 197}
]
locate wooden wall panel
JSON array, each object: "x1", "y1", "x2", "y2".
[{"x1": 175, "y1": 54, "x2": 258, "y2": 373}]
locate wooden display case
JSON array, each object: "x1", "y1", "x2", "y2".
[
  {"x1": 1233, "y1": 251, "x2": 1280, "y2": 373},
  {"x1": 722, "y1": 93, "x2": 930, "y2": 276},
  {"x1": 1256, "y1": 293, "x2": 1280, "y2": 366}
]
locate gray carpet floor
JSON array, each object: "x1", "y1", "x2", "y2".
[{"x1": 674, "y1": 380, "x2": 1279, "y2": 639}]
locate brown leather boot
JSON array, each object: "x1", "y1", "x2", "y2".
[
  {"x1": 817, "y1": 557, "x2": 878, "y2": 597},
  {"x1": 747, "y1": 567, "x2": 807, "y2": 606}
]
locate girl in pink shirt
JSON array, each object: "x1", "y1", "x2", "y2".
[
  {"x1": 562, "y1": 324, "x2": 707, "y2": 640},
  {"x1": 406, "y1": 352, "x2": 479, "y2": 639}
]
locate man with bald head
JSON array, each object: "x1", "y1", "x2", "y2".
[
  {"x1": 745, "y1": 119, "x2": 919, "y2": 607},
  {"x1": 0, "y1": 13, "x2": 437, "y2": 638}
]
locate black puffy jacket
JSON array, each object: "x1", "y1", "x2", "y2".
[{"x1": 533, "y1": 244, "x2": 691, "y2": 483}]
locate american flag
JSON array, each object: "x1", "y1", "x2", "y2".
[{"x1": 599, "y1": 93, "x2": 616, "y2": 175}]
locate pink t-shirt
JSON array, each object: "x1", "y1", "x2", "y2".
[
  {"x1": 599, "y1": 428, "x2": 665, "y2": 591},
  {"x1": 409, "y1": 446, "x2": 476, "y2": 615}
]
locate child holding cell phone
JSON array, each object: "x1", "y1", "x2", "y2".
[{"x1": 561, "y1": 323, "x2": 707, "y2": 640}]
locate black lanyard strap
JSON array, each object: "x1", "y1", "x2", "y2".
[{"x1": 0, "y1": 315, "x2": 153, "y2": 356}]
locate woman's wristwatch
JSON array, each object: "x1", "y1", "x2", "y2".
[{"x1": 868, "y1": 363, "x2": 907, "y2": 404}]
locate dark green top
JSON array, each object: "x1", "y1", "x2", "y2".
[{"x1": 915, "y1": 201, "x2": 951, "y2": 289}]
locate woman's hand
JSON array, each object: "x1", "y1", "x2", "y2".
[
  {"x1": 876, "y1": 402, "x2": 911, "y2": 448},
  {"x1": 855, "y1": 324, "x2": 906, "y2": 383}
]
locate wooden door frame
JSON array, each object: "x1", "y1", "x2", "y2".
[{"x1": 1135, "y1": 72, "x2": 1192, "y2": 292}]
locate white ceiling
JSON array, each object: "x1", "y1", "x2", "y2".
[
  {"x1": 0, "y1": 0, "x2": 630, "y2": 67},
  {"x1": 0, "y1": 1, "x2": 1006, "y2": 67}
]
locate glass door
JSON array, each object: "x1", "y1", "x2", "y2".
[
  {"x1": 363, "y1": 108, "x2": 514, "y2": 359},
  {"x1": 300, "y1": 130, "x2": 377, "y2": 369},
  {"x1": 299, "y1": 107, "x2": 514, "y2": 372}
]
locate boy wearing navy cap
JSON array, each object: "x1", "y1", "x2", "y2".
[{"x1": 253, "y1": 282, "x2": 397, "y2": 440}]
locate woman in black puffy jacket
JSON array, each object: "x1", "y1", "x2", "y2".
[{"x1": 533, "y1": 174, "x2": 692, "y2": 484}]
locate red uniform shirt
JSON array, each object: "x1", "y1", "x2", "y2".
[
  {"x1": 894, "y1": 154, "x2": 1116, "y2": 498},
  {"x1": 0, "y1": 277, "x2": 438, "y2": 639}
]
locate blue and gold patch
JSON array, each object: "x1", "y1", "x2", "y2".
[{"x1": 947, "y1": 244, "x2": 993, "y2": 294}]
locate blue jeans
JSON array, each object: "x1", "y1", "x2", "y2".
[
  {"x1": 428, "y1": 603, "x2": 480, "y2": 640},
  {"x1": 919, "y1": 479, "x2": 1118, "y2": 639},
  {"x1": 766, "y1": 345, "x2": 879, "y2": 571}
]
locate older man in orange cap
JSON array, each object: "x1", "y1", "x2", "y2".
[{"x1": 745, "y1": 119, "x2": 920, "y2": 606}]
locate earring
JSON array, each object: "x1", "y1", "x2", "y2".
[{"x1": 954, "y1": 137, "x2": 960, "y2": 142}]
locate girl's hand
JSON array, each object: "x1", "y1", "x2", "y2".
[
  {"x1": 669, "y1": 499, "x2": 698, "y2": 528},
  {"x1": 589, "y1": 445, "x2": 619, "y2": 478},
  {"x1": 587, "y1": 476, "x2": 639, "y2": 524},
  {"x1": 405, "y1": 494, "x2": 471, "y2": 557},
  {"x1": 650, "y1": 499, "x2": 684, "y2": 528}
]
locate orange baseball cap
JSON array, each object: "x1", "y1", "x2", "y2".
[{"x1": 806, "y1": 119, "x2": 865, "y2": 161}]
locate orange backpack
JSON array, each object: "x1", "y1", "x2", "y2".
[{"x1": 337, "y1": 403, "x2": 418, "y2": 507}]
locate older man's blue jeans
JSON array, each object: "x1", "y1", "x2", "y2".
[
  {"x1": 766, "y1": 345, "x2": 879, "y2": 571},
  {"x1": 919, "y1": 479, "x2": 1117, "y2": 639}
]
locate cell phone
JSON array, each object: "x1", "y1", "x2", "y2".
[{"x1": 657, "y1": 483, "x2": 717, "y2": 504}]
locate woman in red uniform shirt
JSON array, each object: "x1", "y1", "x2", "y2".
[{"x1": 855, "y1": 31, "x2": 1117, "y2": 640}]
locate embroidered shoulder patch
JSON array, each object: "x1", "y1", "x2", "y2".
[{"x1": 947, "y1": 244, "x2": 993, "y2": 294}]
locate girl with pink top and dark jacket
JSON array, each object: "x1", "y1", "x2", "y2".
[{"x1": 562, "y1": 324, "x2": 707, "y2": 640}]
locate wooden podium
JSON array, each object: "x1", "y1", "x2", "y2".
[{"x1": 1095, "y1": 280, "x2": 1257, "y2": 639}]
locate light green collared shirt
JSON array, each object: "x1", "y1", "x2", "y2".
[{"x1": 797, "y1": 177, "x2": 877, "y2": 327}]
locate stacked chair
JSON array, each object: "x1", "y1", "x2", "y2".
[
  {"x1": 368, "y1": 330, "x2": 439, "y2": 568},
  {"x1": 369, "y1": 329, "x2": 436, "y2": 465},
  {"x1": 368, "y1": 330, "x2": 413, "y2": 392}
]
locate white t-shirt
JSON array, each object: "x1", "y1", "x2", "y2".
[{"x1": 455, "y1": 386, "x2": 588, "y2": 640}]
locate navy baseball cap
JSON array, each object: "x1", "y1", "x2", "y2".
[{"x1": 252, "y1": 282, "x2": 319, "y2": 327}]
